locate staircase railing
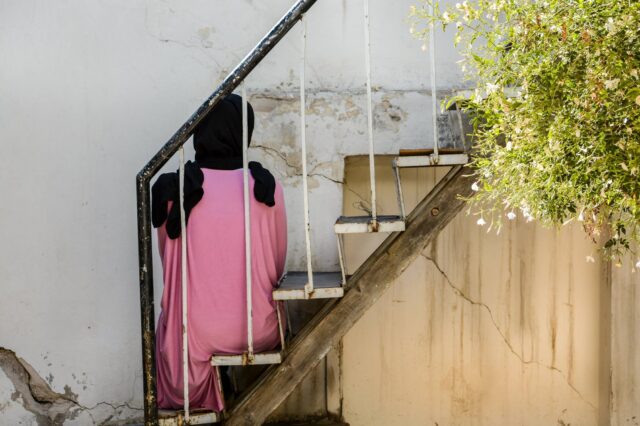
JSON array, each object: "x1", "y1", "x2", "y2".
[{"x1": 136, "y1": 1, "x2": 318, "y2": 423}]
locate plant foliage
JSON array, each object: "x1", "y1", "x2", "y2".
[{"x1": 410, "y1": 0, "x2": 640, "y2": 259}]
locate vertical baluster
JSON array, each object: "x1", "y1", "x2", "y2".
[
  {"x1": 392, "y1": 163, "x2": 406, "y2": 220},
  {"x1": 241, "y1": 83, "x2": 254, "y2": 362},
  {"x1": 300, "y1": 17, "x2": 314, "y2": 297},
  {"x1": 276, "y1": 304, "x2": 286, "y2": 351},
  {"x1": 178, "y1": 146, "x2": 190, "y2": 420},
  {"x1": 455, "y1": 101, "x2": 466, "y2": 149},
  {"x1": 363, "y1": 0, "x2": 377, "y2": 224},
  {"x1": 336, "y1": 235, "x2": 347, "y2": 285},
  {"x1": 428, "y1": 1, "x2": 439, "y2": 163}
]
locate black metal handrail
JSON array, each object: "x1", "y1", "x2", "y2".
[{"x1": 136, "y1": 1, "x2": 318, "y2": 424}]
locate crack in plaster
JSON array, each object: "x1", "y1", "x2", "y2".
[
  {"x1": 0, "y1": 347, "x2": 142, "y2": 425},
  {"x1": 251, "y1": 144, "x2": 373, "y2": 215},
  {"x1": 420, "y1": 254, "x2": 597, "y2": 411}
]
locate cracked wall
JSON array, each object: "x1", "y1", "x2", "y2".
[
  {"x1": 2, "y1": 1, "x2": 638, "y2": 425},
  {"x1": 339, "y1": 159, "x2": 611, "y2": 425},
  {"x1": 0, "y1": 348, "x2": 142, "y2": 425},
  {"x1": 1, "y1": 0, "x2": 465, "y2": 424}
]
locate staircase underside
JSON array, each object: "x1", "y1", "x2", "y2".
[{"x1": 224, "y1": 165, "x2": 474, "y2": 425}]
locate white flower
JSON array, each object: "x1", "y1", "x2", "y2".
[
  {"x1": 471, "y1": 182, "x2": 480, "y2": 191},
  {"x1": 442, "y1": 12, "x2": 452, "y2": 23},
  {"x1": 586, "y1": 255, "x2": 596, "y2": 263},
  {"x1": 505, "y1": 141, "x2": 513, "y2": 151},
  {"x1": 605, "y1": 17, "x2": 617, "y2": 33},
  {"x1": 477, "y1": 217, "x2": 486, "y2": 226},
  {"x1": 604, "y1": 78, "x2": 620, "y2": 90},
  {"x1": 455, "y1": 2, "x2": 462, "y2": 9},
  {"x1": 486, "y1": 82, "x2": 500, "y2": 94},
  {"x1": 409, "y1": 26, "x2": 415, "y2": 34},
  {"x1": 421, "y1": 43, "x2": 428, "y2": 52},
  {"x1": 507, "y1": 211, "x2": 517, "y2": 220}
]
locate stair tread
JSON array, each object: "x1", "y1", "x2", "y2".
[
  {"x1": 399, "y1": 147, "x2": 466, "y2": 156},
  {"x1": 211, "y1": 350, "x2": 282, "y2": 366},
  {"x1": 394, "y1": 153, "x2": 469, "y2": 168},
  {"x1": 277, "y1": 271, "x2": 342, "y2": 289},
  {"x1": 335, "y1": 214, "x2": 402, "y2": 224},
  {"x1": 273, "y1": 272, "x2": 344, "y2": 300},
  {"x1": 158, "y1": 409, "x2": 219, "y2": 425},
  {"x1": 334, "y1": 215, "x2": 405, "y2": 234}
]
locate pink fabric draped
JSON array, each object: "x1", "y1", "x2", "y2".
[{"x1": 155, "y1": 168, "x2": 287, "y2": 411}]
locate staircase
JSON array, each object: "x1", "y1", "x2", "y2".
[{"x1": 136, "y1": 1, "x2": 472, "y2": 424}]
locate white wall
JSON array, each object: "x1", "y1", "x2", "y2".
[{"x1": 0, "y1": 0, "x2": 462, "y2": 424}]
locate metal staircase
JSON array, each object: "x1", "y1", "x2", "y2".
[{"x1": 136, "y1": 1, "x2": 471, "y2": 424}]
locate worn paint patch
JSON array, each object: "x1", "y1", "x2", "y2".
[
  {"x1": 0, "y1": 347, "x2": 143, "y2": 425},
  {"x1": 374, "y1": 98, "x2": 407, "y2": 131},
  {"x1": 0, "y1": 347, "x2": 77, "y2": 425}
]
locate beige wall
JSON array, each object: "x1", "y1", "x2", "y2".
[
  {"x1": 611, "y1": 253, "x2": 640, "y2": 426},
  {"x1": 271, "y1": 155, "x2": 639, "y2": 425},
  {"x1": 340, "y1": 156, "x2": 608, "y2": 426}
]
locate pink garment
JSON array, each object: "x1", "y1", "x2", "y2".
[{"x1": 155, "y1": 168, "x2": 287, "y2": 411}]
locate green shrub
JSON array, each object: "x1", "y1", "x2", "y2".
[{"x1": 411, "y1": 0, "x2": 640, "y2": 261}]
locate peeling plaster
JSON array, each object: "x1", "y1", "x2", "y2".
[{"x1": 0, "y1": 348, "x2": 142, "y2": 425}]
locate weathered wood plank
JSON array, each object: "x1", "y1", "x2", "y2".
[{"x1": 224, "y1": 165, "x2": 474, "y2": 425}]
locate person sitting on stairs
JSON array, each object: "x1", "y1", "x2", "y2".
[{"x1": 151, "y1": 93, "x2": 288, "y2": 412}]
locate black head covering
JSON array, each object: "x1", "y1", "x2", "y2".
[
  {"x1": 152, "y1": 94, "x2": 276, "y2": 239},
  {"x1": 193, "y1": 93, "x2": 255, "y2": 168}
]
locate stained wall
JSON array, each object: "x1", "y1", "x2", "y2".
[{"x1": 338, "y1": 157, "x2": 615, "y2": 426}]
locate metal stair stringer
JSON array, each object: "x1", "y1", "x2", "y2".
[{"x1": 224, "y1": 164, "x2": 475, "y2": 425}]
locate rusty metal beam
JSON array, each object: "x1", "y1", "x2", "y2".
[
  {"x1": 136, "y1": 1, "x2": 318, "y2": 424},
  {"x1": 223, "y1": 165, "x2": 475, "y2": 425}
]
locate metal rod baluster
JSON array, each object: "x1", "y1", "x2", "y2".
[
  {"x1": 276, "y1": 304, "x2": 286, "y2": 351},
  {"x1": 241, "y1": 83, "x2": 254, "y2": 360},
  {"x1": 300, "y1": 17, "x2": 314, "y2": 297},
  {"x1": 336, "y1": 235, "x2": 347, "y2": 285},
  {"x1": 428, "y1": 1, "x2": 439, "y2": 163},
  {"x1": 455, "y1": 101, "x2": 466, "y2": 149},
  {"x1": 178, "y1": 147, "x2": 190, "y2": 420},
  {"x1": 363, "y1": 0, "x2": 377, "y2": 224}
]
